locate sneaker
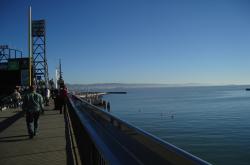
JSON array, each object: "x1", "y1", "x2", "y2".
[
  {"x1": 29, "y1": 134, "x2": 34, "y2": 139},
  {"x1": 34, "y1": 131, "x2": 38, "y2": 136}
]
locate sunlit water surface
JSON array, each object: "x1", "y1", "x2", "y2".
[{"x1": 103, "y1": 86, "x2": 250, "y2": 165}]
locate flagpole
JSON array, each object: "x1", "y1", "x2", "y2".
[{"x1": 28, "y1": 6, "x2": 32, "y2": 86}]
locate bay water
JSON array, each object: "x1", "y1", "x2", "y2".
[{"x1": 103, "y1": 85, "x2": 250, "y2": 165}]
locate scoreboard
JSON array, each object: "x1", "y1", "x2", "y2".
[{"x1": 0, "y1": 58, "x2": 30, "y2": 95}]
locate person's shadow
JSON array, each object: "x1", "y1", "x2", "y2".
[
  {"x1": 0, "y1": 111, "x2": 24, "y2": 133},
  {"x1": 0, "y1": 134, "x2": 29, "y2": 142}
]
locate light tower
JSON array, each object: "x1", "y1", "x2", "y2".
[{"x1": 32, "y1": 11, "x2": 49, "y2": 87}]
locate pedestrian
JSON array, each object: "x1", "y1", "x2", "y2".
[
  {"x1": 107, "y1": 102, "x2": 110, "y2": 112},
  {"x1": 59, "y1": 86, "x2": 67, "y2": 114},
  {"x1": 12, "y1": 89, "x2": 21, "y2": 108},
  {"x1": 52, "y1": 89, "x2": 59, "y2": 110},
  {"x1": 45, "y1": 88, "x2": 50, "y2": 106},
  {"x1": 22, "y1": 85, "x2": 44, "y2": 139}
]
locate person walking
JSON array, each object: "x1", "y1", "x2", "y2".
[
  {"x1": 45, "y1": 88, "x2": 50, "y2": 106},
  {"x1": 52, "y1": 89, "x2": 59, "y2": 110},
  {"x1": 12, "y1": 89, "x2": 21, "y2": 108},
  {"x1": 59, "y1": 86, "x2": 67, "y2": 114},
  {"x1": 22, "y1": 85, "x2": 44, "y2": 139},
  {"x1": 107, "y1": 102, "x2": 110, "y2": 112}
]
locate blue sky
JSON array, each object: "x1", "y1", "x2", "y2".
[{"x1": 1, "y1": 0, "x2": 250, "y2": 84}]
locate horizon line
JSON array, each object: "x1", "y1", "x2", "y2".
[{"x1": 65, "y1": 82, "x2": 250, "y2": 86}]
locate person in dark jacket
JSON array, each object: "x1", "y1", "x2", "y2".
[
  {"x1": 107, "y1": 102, "x2": 110, "y2": 112},
  {"x1": 59, "y1": 86, "x2": 67, "y2": 114},
  {"x1": 22, "y1": 85, "x2": 44, "y2": 139}
]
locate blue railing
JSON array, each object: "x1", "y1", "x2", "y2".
[{"x1": 67, "y1": 94, "x2": 212, "y2": 165}]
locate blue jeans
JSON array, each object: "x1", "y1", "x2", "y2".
[{"x1": 26, "y1": 111, "x2": 40, "y2": 136}]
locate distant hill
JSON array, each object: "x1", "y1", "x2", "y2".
[{"x1": 66, "y1": 83, "x2": 212, "y2": 91}]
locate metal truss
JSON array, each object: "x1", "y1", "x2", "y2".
[
  {"x1": 0, "y1": 45, "x2": 23, "y2": 63},
  {"x1": 32, "y1": 20, "x2": 49, "y2": 87}
]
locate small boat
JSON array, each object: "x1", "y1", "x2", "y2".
[{"x1": 245, "y1": 88, "x2": 250, "y2": 91}]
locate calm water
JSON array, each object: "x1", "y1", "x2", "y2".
[{"x1": 103, "y1": 86, "x2": 250, "y2": 165}]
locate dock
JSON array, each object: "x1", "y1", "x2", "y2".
[
  {"x1": 0, "y1": 5, "x2": 212, "y2": 165},
  {"x1": 0, "y1": 95, "x2": 211, "y2": 165},
  {"x1": 0, "y1": 103, "x2": 78, "y2": 165}
]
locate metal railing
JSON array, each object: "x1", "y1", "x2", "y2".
[{"x1": 67, "y1": 94, "x2": 212, "y2": 165}]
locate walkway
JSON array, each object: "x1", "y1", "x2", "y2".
[{"x1": 0, "y1": 104, "x2": 75, "y2": 165}]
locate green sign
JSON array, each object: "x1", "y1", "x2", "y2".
[{"x1": 8, "y1": 60, "x2": 19, "y2": 70}]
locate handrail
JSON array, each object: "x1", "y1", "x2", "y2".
[{"x1": 67, "y1": 94, "x2": 212, "y2": 165}]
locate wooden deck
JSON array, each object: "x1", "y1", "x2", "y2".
[{"x1": 0, "y1": 104, "x2": 77, "y2": 165}]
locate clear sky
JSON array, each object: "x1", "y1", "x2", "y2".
[{"x1": 1, "y1": 0, "x2": 250, "y2": 84}]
